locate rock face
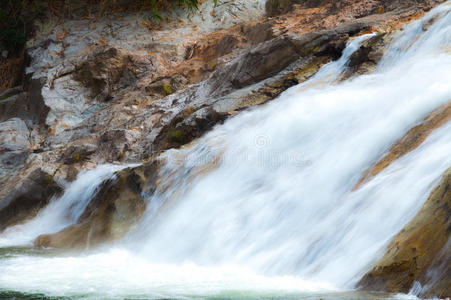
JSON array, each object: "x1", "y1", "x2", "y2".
[{"x1": 358, "y1": 168, "x2": 451, "y2": 298}]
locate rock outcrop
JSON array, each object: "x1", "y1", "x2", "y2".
[{"x1": 358, "y1": 168, "x2": 451, "y2": 299}]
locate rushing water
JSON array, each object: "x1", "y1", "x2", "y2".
[{"x1": 1, "y1": 2, "x2": 451, "y2": 299}]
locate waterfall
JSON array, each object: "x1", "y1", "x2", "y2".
[
  {"x1": 0, "y1": 2, "x2": 450, "y2": 299},
  {"x1": 129, "y1": 1, "x2": 451, "y2": 287}
]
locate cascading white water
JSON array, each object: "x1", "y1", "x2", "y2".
[{"x1": 0, "y1": 3, "x2": 450, "y2": 299}]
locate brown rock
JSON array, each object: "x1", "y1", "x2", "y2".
[
  {"x1": 156, "y1": 107, "x2": 228, "y2": 150},
  {"x1": 358, "y1": 168, "x2": 451, "y2": 298},
  {"x1": 34, "y1": 161, "x2": 159, "y2": 249},
  {"x1": 342, "y1": 32, "x2": 389, "y2": 79},
  {"x1": 242, "y1": 23, "x2": 274, "y2": 45}
]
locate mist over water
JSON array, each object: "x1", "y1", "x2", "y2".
[{"x1": 1, "y1": 3, "x2": 450, "y2": 299}]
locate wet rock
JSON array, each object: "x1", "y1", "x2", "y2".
[
  {"x1": 420, "y1": 239, "x2": 451, "y2": 298},
  {"x1": 26, "y1": 77, "x2": 51, "y2": 126},
  {"x1": 214, "y1": 55, "x2": 329, "y2": 112},
  {"x1": 157, "y1": 107, "x2": 228, "y2": 150},
  {"x1": 216, "y1": 35, "x2": 240, "y2": 57},
  {"x1": 290, "y1": 21, "x2": 372, "y2": 59},
  {"x1": 34, "y1": 162, "x2": 159, "y2": 249},
  {"x1": 290, "y1": 31, "x2": 342, "y2": 58},
  {"x1": 343, "y1": 32, "x2": 389, "y2": 79},
  {"x1": 0, "y1": 168, "x2": 63, "y2": 232},
  {"x1": 358, "y1": 168, "x2": 451, "y2": 298},
  {"x1": 227, "y1": 22, "x2": 367, "y2": 91}
]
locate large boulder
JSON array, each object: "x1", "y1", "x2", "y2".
[
  {"x1": 358, "y1": 168, "x2": 451, "y2": 298},
  {"x1": 34, "y1": 161, "x2": 159, "y2": 249}
]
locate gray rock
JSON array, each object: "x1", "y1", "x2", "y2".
[
  {"x1": 0, "y1": 168, "x2": 63, "y2": 231},
  {"x1": 0, "y1": 118, "x2": 31, "y2": 176}
]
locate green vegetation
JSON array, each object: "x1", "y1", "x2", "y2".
[
  {"x1": 168, "y1": 129, "x2": 184, "y2": 143},
  {"x1": 163, "y1": 83, "x2": 172, "y2": 95}
]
